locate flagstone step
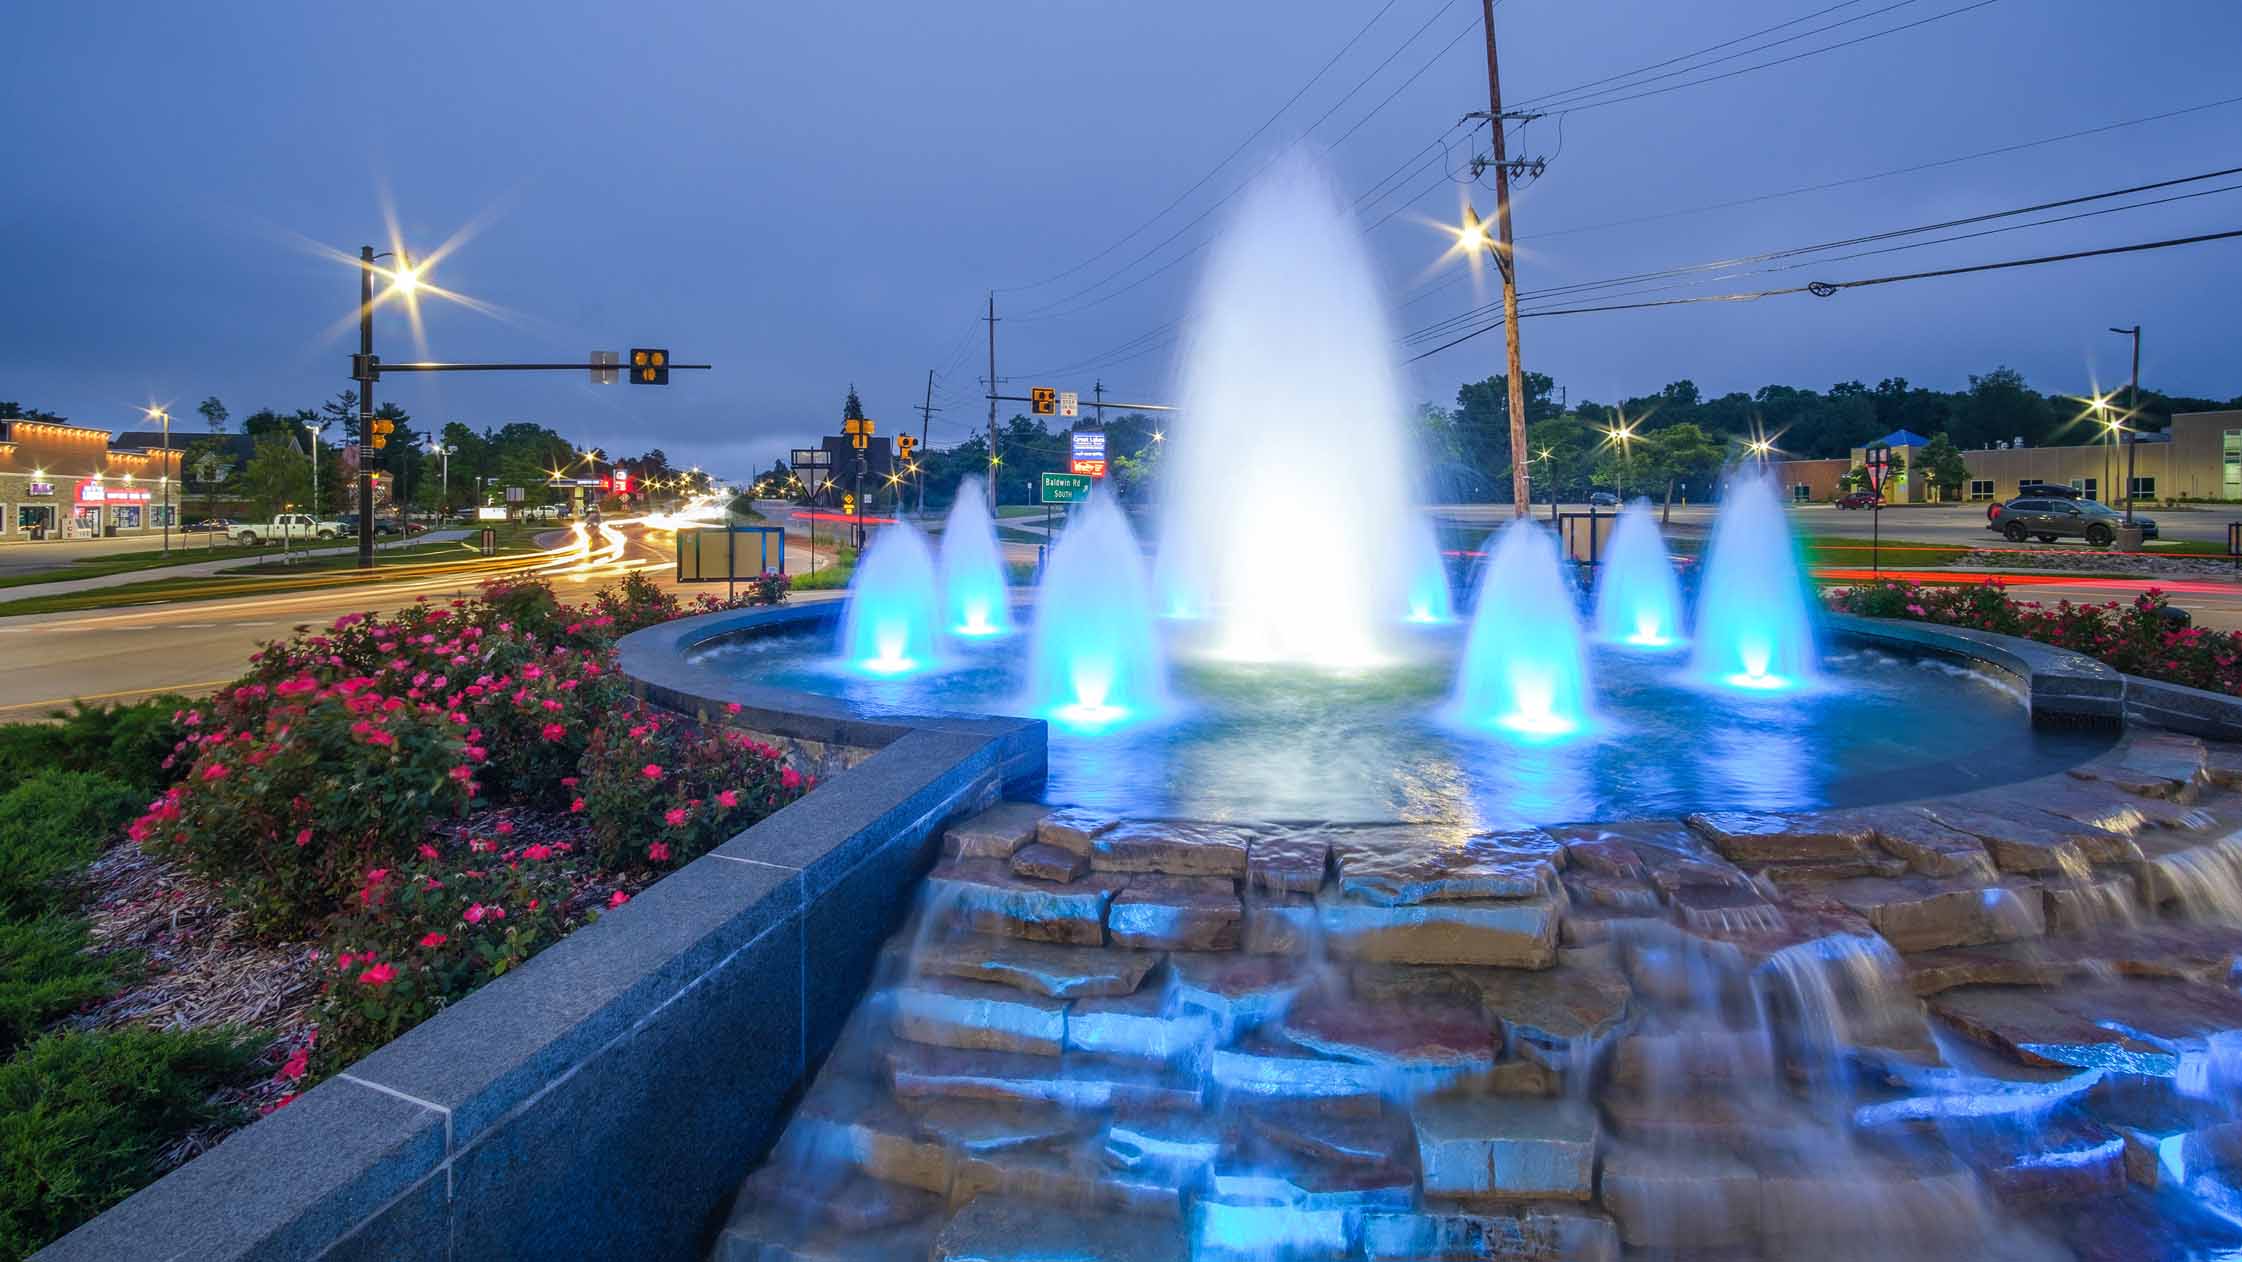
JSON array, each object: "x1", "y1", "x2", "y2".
[
  {"x1": 911, "y1": 933, "x2": 1161, "y2": 999},
  {"x1": 931, "y1": 1194, "x2": 1186, "y2": 1262}
]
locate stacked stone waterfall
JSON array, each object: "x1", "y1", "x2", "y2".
[{"x1": 715, "y1": 729, "x2": 2242, "y2": 1260}]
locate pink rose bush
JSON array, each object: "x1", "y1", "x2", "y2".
[
  {"x1": 1827, "y1": 578, "x2": 2242, "y2": 696},
  {"x1": 579, "y1": 708, "x2": 810, "y2": 872}
]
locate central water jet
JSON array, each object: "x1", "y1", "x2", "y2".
[
  {"x1": 1159, "y1": 150, "x2": 1424, "y2": 665},
  {"x1": 838, "y1": 523, "x2": 942, "y2": 676}
]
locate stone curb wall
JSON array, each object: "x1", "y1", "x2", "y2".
[{"x1": 39, "y1": 603, "x2": 1046, "y2": 1262}]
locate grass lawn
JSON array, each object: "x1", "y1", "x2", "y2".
[
  {"x1": 0, "y1": 538, "x2": 301, "y2": 590},
  {"x1": 234, "y1": 525, "x2": 539, "y2": 575},
  {"x1": 788, "y1": 547, "x2": 858, "y2": 591},
  {"x1": 1800, "y1": 536, "x2": 1974, "y2": 567},
  {"x1": 0, "y1": 532, "x2": 553, "y2": 617}
]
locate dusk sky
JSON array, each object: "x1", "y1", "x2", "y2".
[{"x1": 5, "y1": 0, "x2": 2238, "y2": 480}]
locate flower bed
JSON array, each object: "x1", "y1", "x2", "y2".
[
  {"x1": 2, "y1": 572, "x2": 801, "y2": 1254},
  {"x1": 1825, "y1": 578, "x2": 2242, "y2": 696}
]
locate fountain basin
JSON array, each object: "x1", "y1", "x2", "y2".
[{"x1": 687, "y1": 599, "x2": 2117, "y2": 825}]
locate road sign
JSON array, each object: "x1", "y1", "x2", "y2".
[
  {"x1": 1030, "y1": 387, "x2": 1057, "y2": 416},
  {"x1": 1864, "y1": 443, "x2": 1891, "y2": 495},
  {"x1": 1058, "y1": 391, "x2": 1078, "y2": 418},
  {"x1": 1040, "y1": 471, "x2": 1092, "y2": 504},
  {"x1": 590, "y1": 350, "x2": 619, "y2": 385},
  {"x1": 842, "y1": 492, "x2": 857, "y2": 515},
  {"x1": 791, "y1": 448, "x2": 832, "y2": 469},
  {"x1": 1069, "y1": 429, "x2": 1108, "y2": 479}
]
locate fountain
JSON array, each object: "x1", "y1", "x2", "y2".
[
  {"x1": 1593, "y1": 500, "x2": 1685, "y2": 648},
  {"x1": 1401, "y1": 513, "x2": 1455, "y2": 624},
  {"x1": 1024, "y1": 493, "x2": 1167, "y2": 730},
  {"x1": 1452, "y1": 519, "x2": 1593, "y2": 739},
  {"x1": 1157, "y1": 150, "x2": 1422, "y2": 665},
  {"x1": 1691, "y1": 473, "x2": 1820, "y2": 690},
  {"x1": 836, "y1": 522, "x2": 942, "y2": 676},
  {"x1": 936, "y1": 476, "x2": 1013, "y2": 638}
]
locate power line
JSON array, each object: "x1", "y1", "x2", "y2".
[
  {"x1": 1521, "y1": 93, "x2": 2242, "y2": 243},
  {"x1": 1014, "y1": 1, "x2": 1482, "y2": 321},
  {"x1": 994, "y1": 0, "x2": 1412, "y2": 294},
  {"x1": 1403, "y1": 228, "x2": 2242, "y2": 361},
  {"x1": 1402, "y1": 165, "x2": 2242, "y2": 343},
  {"x1": 1510, "y1": 0, "x2": 1929, "y2": 112},
  {"x1": 1542, "y1": 0, "x2": 2004, "y2": 116}
]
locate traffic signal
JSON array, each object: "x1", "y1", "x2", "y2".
[
  {"x1": 630, "y1": 348, "x2": 669, "y2": 385},
  {"x1": 897, "y1": 434, "x2": 917, "y2": 456},
  {"x1": 1030, "y1": 387, "x2": 1056, "y2": 416},
  {"x1": 370, "y1": 416, "x2": 395, "y2": 449}
]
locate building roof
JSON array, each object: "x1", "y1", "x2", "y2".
[
  {"x1": 1872, "y1": 429, "x2": 1932, "y2": 448},
  {"x1": 112, "y1": 431, "x2": 257, "y2": 459}
]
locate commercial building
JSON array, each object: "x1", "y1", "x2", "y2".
[
  {"x1": 1772, "y1": 409, "x2": 2242, "y2": 506},
  {"x1": 0, "y1": 418, "x2": 185, "y2": 540}
]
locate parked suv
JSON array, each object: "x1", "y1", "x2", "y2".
[{"x1": 1987, "y1": 496, "x2": 2157, "y2": 546}]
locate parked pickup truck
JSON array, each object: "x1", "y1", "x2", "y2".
[{"x1": 226, "y1": 513, "x2": 347, "y2": 544}]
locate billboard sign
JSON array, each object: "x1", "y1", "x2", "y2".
[{"x1": 1069, "y1": 429, "x2": 1108, "y2": 479}]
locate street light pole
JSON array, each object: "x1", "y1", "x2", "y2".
[
  {"x1": 309, "y1": 424, "x2": 323, "y2": 520},
  {"x1": 356, "y1": 245, "x2": 378, "y2": 569},
  {"x1": 2112, "y1": 324, "x2": 2142, "y2": 524},
  {"x1": 146, "y1": 408, "x2": 173, "y2": 555}
]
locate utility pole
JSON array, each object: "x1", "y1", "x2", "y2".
[
  {"x1": 2113, "y1": 323, "x2": 2142, "y2": 525},
  {"x1": 985, "y1": 292, "x2": 1000, "y2": 513},
  {"x1": 1482, "y1": 0, "x2": 1531, "y2": 518},
  {"x1": 916, "y1": 369, "x2": 938, "y2": 516}
]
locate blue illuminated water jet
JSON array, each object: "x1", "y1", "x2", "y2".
[
  {"x1": 936, "y1": 477, "x2": 1013, "y2": 638},
  {"x1": 1691, "y1": 474, "x2": 1820, "y2": 691},
  {"x1": 1452, "y1": 520, "x2": 1592, "y2": 739},
  {"x1": 1402, "y1": 513, "x2": 1455, "y2": 624},
  {"x1": 1025, "y1": 494, "x2": 1168, "y2": 730},
  {"x1": 1594, "y1": 500, "x2": 1685, "y2": 649},
  {"x1": 837, "y1": 523, "x2": 943, "y2": 676}
]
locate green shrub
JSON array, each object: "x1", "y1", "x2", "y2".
[
  {"x1": 0, "y1": 916, "x2": 121, "y2": 1054},
  {"x1": 312, "y1": 854, "x2": 575, "y2": 1070},
  {"x1": 0, "y1": 771, "x2": 142, "y2": 917},
  {"x1": 0, "y1": 1027, "x2": 264, "y2": 1259},
  {"x1": 136, "y1": 685, "x2": 473, "y2": 938},
  {"x1": 0, "y1": 726, "x2": 67, "y2": 796},
  {"x1": 580, "y1": 708, "x2": 807, "y2": 873},
  {"x1": 0, "y1": 697, "x2": 187, "y2": 799},
  {"x1": 788, "y1": 547, "x2": 857, "y2": 591}
]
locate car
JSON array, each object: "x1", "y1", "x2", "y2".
[
  {"x1": 1835, "y1": 491, "x2": 1882, "y2": 509},
  {"x1": 1587, "y1": 491, "x2": 1618, "y2": 507},
  {"x1": 179, "y1": 517, "x2": 239, "y2": 533},
  {"x1": 225, "y1": 513, "x2": 346, "y2": 545},
  {"x1": 1987, "y1": 496, "x2": 2157, "y2": 546}
]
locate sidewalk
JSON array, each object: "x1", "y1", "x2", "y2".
[{"x1": 0, "y1": 531, "x2": 471, "y2": 601}]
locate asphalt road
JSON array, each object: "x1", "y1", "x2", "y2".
[
  {"x1": 1438, "y1": 500, "x2": 2242, "y2": 549},
  {"x1": 0, "y1": 525, "x2": 678, "y2": 720}
]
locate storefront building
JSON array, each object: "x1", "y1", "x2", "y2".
[
  {"x1": 1772, "y1": 409, "x2": 2242, "y2": 506},
  {"x1": 0, "y1": 418, "x2": 184, "y2": 540}
]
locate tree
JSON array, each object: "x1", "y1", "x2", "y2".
[
  {"x1": 196, "y1": 397, "x2": 229, "y2": 433},
  {"x1": 1644, "y1": 424, "x2": 1723, "y2": 523},
  {"x1": 1920, "y1": 432, "x2": 1970, "y2": 501},
  {"x1": 238, "y1": 434, "x2": 311, "y2": 518},
  {"x1": 1455, "y1": 372, "x2": 1559, "y2": 497},
  {"x1": 843, "y1": 385, "x2": 866, "y2": 421}
]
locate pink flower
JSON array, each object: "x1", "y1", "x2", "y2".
[
  {"x1": 642, "y1": 763, "x2": 664, "y2": 781},
  {"x1": 280, "y1": 1046, "x2": 309, "y2": 1080},
  {"x1": 495, "y1": 821, "x2": 514, "y2": 836},
  {"x1": 358, "y1": 962, "x2": 397, "y2": 986},
  {"x1": 418, "y1": 843, "x2": 440, "y2": 860},
  {"x1": 781, "y1": 767, "x2": 803, "y2": 791},
  {"x1": 724, "y1": 702, "x2": 743, "y2": 716},
  {"x1": 716, "y1": 789, "x2": 740, "y2": 809},
  {"x1": 524, "y1": 843, "x2": 552, "y2": 861},
  {"x1": 418, "y1": 932, "x2": 448, "y2": 948},
  {"x1": 202, "y1": 763, "x2": 230, "y2": 782},
  {"x1": 540, "y1": 722, "x2": 567, "y2": 742},
  {"x1": 570, "y1": 797, "x2": 587, "y2": 814},
  {"x1": 664, "y1": 807, "x2": 689, "y2": 828},
  {"x1": 464, "y1": 904, "x2": 487, "y2": 924},
  {"x1": 648, "y1": 841, "x2": 671, "y2": 862},
  {"x1": 608, "y1": 890, "x2": 631, "y2": 908},
  {"x1": 295, "y1": 828, "x2": 313, "y2": 847}
]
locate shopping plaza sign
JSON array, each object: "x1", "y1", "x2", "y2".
[
  {"x1": 1069, "y1": 429, "x2": 1108, "y2": 479},
  {"x1": 75, "y1": 479, "x2": 152, "y2": 506}
]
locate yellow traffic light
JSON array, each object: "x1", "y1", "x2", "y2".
[{"x1": 1030, "y1": 387, "x2": 1056, "y2": 416}]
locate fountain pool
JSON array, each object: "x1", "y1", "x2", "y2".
[{"x1": 694, "y1": 619, "x2": 2108, "y2": 825}]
